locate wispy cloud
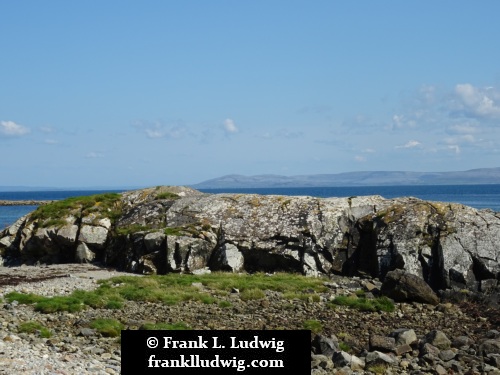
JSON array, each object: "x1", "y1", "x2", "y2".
[
  {"x1": 453, "y1": 84, "x2": 500, "y2": 120},
  {"x1": 134, "y1": 120, "x2": 187, "y2": 139},
  {"x1": 44, "y1": 139, "x2": 59, "y2": 145},
  {"x1": 39, "y1": 126, "x2": 55, "y2": 133},
  {"x1": 396, "y1": 140, "x2": 422, "y2": 149},
  {"x1": 86, "y1": 152, "x2": 104, "y2": 158},
  {"x1": 0, "y1": 120, "x2": 30, "y2": 137},
  {"x1": 223, "y1": 118, "x2": 239, "y2": 134}
]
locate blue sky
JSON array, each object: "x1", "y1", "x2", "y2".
[{"x1": 1, "y1": 1, "x2": 500, "y2": 188}]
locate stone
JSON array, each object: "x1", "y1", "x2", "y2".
[
  {"x1": 78, "y1": 225, "x2": 109, "y2": 249},
  {"x1": 55, "y1": 225, "x2": 79, "y2": 246},
  {"x1": 312, "y1": 334, "x2": 340, "y2": 357},
  {"x1": 381, "y1": 269, "x2": 440, "y2": 305},
  {"x1": 390, "y1": 328, "x2": 418, "y2": 346},
  {"x1": 439, "y1": 349, "x2": 456, "y2": 361},
  {"x1": 369, "y1": 334, "x2": 396, "y2": 352},
  {"x1": 435, "y1": 364, "x2": 447, "y2": 375},
  {"x1": 331, "y1": 351, "x2": 364, "y2": 370},
  {"x1": 209, "y1": 243, "x2": 244, "y2": 272},
  {"x1": 452, "y1": 335, "x2": 475, "y2": 348},
  {"x1": 78, "y1": 328, "x2": 97, "y2": 337},
  {"x1": 365, "y1": 351, "x2": 395, "y2": 365},
  {"x1": 479, "y1": 339, "x2": 500, "y2": 356},
  {"x1": 75, "y1": 242, "x2": 95, "y2": 263},
  {"x1": 311, "y1": 354, "x2": 333, "y2": 370},
  {"x1": 394, "y1": 344, "x2": 412, "y2": 356},
  {"x1": 143, "y1": 231, "x2": 165, "y2": 254},
  {"x1": 424, "y1": 330, "x2": 451, "y2": 350}
]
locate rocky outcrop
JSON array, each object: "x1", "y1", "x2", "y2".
[{"x1": 1, "y1": 186, "x2": 499, "y2": 296}]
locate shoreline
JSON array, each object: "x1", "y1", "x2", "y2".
[{"x1": 0, "y1": 200, "x2": 55, "y2": 206}]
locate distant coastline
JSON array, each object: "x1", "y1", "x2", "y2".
[
  {"x1": 192, "y1": 167, "x2": 500, "y2": 189},
  {"x1": 0, "y1": 200, "x2": 54, "y2": 206}
]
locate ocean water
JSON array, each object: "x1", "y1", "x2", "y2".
[{"x1": 1, "y1": 185, "x2": 499, "y2": 230}]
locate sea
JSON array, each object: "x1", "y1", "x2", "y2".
[{"x1": 1, "y1": 185, "x2": 499, "y2": 230}]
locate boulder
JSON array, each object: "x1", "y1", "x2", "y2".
[
  {"x1": 424, "y1": 330, "x2": 451, "y2": 350},
  {"x1": 78, "y1": 225, "x2": 108, "y2": 249},
  {"x1": 312, "y1": 334, "x2": 340, "y2": 357},
  {"x1": 75, "y1": 242, "x2": 95, "y2": 263},
  {"x1": 209, "y1": 243, "x2": 244, "y2": 272},
  {"x1": 1, "y1": 186, "x2": 499, "y2": 290},
  {"x1": 381, "y1": 269, "x2": 440, "y2": 305}
]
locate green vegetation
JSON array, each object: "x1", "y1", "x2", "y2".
[
  {"x1": 164, "y1": 226, "x2": 186, "y2": 236},
  {"x1": 18, "y1": 321, "x2": 52, "y2": 338},
  {"x1": 302, "y1": 319, "x2": 323, "y2": 334},
  {"x1": 116, "y1": 224, "x2": 155, "y2": 236},
  {"x1": 218, "y1": 300, "x2": 232, "y2": 308},
  {"x1": 329, "y1": 295, "x2": 395, "y2": 312},
  {"x1": 90, "y1": 318, "x2": 125, "y2": 337},
  {"x1": 5, "y1": 272, "x2": 329, "y2": 313},
  {"x1": 339, "y1": 341, "x2": 351, "y2": 352},
  {"x1": 240, "y1": 288, "x2": 266, "y2": 301},
  {"x1": 366, "y1": 364, "x2": 389, "y2": 375},
  {"x1": 31, "y1": 193, "x2": 122, "y2": 227},
  {"x1": 140, "y1": 322, "x2": 190, "y2": 330},
  {"x1": 155, "y1": 192, "x2": 180, "y2": 200}
]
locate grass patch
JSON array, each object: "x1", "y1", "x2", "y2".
[
  {"x1": 303, "y1": 319, "x2": 323, "y2": 334},
  {"x1": 339, "y1": 341, "x2": 351, "y2": 352},
  {"x1": 18, "y1": 321, "x2": 52, "y2": 338},
  {"x1": 330, "y1": 295, "x2": 395, "y2": 312},
  {"x1": 140, "y1": 322, "x2": 190, "y2": 330},
  {"x1": 240, "y1": 288, "x2": 266, "y2": 301},
  {"x1": 90, "y1": 318, "x2": 124, "y2": 337},
  {"x1": 155, "y1": 192, "x2": 180, "y2": 200},
  {"x1": 164, "y1": 227, "x2": 186, "y2": 236},
  {"x1": 218, "y1": 300, "x2": 232, "y2": 308},
  {"x1": 5, "y1": 292, "x2": 45, "y2": 305},
  {"x1": 30, "y1": 193, "x2": 122, "y2": 227},
  {"x1": 7, "y1": 272, "x2": 330, "y2": 313}
]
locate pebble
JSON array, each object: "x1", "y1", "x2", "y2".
[{"x1": 0, "y1": 264, "x2": 499, "y2": 374}]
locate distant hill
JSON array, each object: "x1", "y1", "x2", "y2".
[{"x1": 192, "y1": 167, "x2": 500, "y2": 188}]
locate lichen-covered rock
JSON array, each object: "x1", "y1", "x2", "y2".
[
  {"x1": 0, "y1": 186, "x2": 499, "y2": 297},
  {"x1": 78, "y1": 225, "x2": 109, "y2": 249}
]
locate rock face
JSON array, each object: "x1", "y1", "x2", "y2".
[{"x1": 1, "y1": 186, "x2": 499, "y2": 294}]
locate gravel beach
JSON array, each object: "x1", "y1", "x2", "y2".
[{"x1": 1, "y1": 264, "x2": 499, "y2": 374}]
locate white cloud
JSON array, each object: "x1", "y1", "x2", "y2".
[
  {"x1": 448, "y1": 145, "x2": 461, "y2": 154},
  {"x1": 86, "y1": 152, "x2": 104, "y2": 158},
  {"x1": 145, "y1": 129, "x2": 165, "y2": 139},
  {"x1": 0, "y1": 120, "x2": 30, "y2": 136},
  {"x1": 134, "y1": 120, "x2": 187, "y2": 139},
  {"x1": 392, "y1": 114, "x2": 417, "y2": 129},
  {"x1": 354, "y1": 155, "x2": 366, "y2": 162},
  {"x1": 396, "y1": 140, "x2": 421, "y2": 149},
  {"x1": 454, "y1": 83, "x2": 500, "y2": 120},
  {"x1": 44, "y1": 139, "x2": 59, "y2": 144},
  {"x1": 39, "y1": 126, "x2": 54, "y2": 133},
  {"x1": 447, "y1": 123, "x2": 479, "y2": 135},
  {"x1": 223, "y1": 118, "x2": 239, "y2": 134}
]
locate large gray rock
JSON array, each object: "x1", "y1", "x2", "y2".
[
  {"x1": 78, "y1": 225, "x2": 109, "y2": 249},
  {"x1": 0, "y1": 186, "x2": 499, "y2": 294},
  {"x1": 381, "y1": 269, "x2": 440, "y2": 305},
  {"x1": 209, "y1": 243, "x2": 244, "y2": 272}
]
